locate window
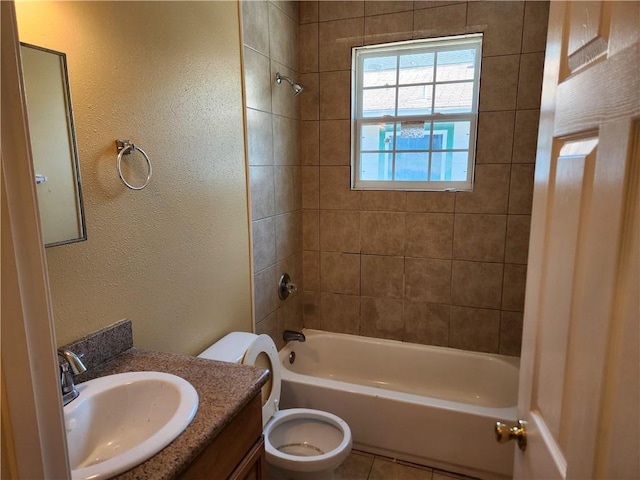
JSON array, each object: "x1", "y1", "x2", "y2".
[{"x1": 351, "y1": 34, "x2": 482, "y2": 191}]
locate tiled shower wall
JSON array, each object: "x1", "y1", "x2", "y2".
[
  {"x1": 299, "y1": 1, "x2": 549, "y2": 356},
  {"x1": 242, "y1": 1, "x2": 303, "y2": 350}
]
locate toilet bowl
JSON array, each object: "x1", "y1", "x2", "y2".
[{"x1": 198, "y1": 332, "x2": 352, "y2": 479}]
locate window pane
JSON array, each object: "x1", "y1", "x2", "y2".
[
  {"x1": 436, "y1": 49, "x2": 476, "y2": 82},
  {"x1": 361, "y1": 152, "x2": 393, "y2": 180},
  {"x1": 398, "y1": 85, "x2": 432, "y2": 116},
  {"x1": 433, "y1": 121, "x2": 471, "y2": 150},
  {"x1": 360, "y1": 123, "x2": 395, "y2": 151},
  {"x1": 433, "y1": 82, "x2": 473, "y2": 114},
  {"x1": 395, "y1": 152, "x2": 429, "y2": 181},
  {"x1": 399, "y1": 52, "x2": 435, "y2": 84},
  {"x1": 430, "y1": 151, "x2": 469, "y2": 181},
  {"x1": 363, "y1": 56, "x2": 397, "y2": 87},
  {"x1": 396, "y1": 121, "x2": 432, "y2": 150},
  {"x1": 363, "y1": 87, "x2": 396, "y2": 117}
]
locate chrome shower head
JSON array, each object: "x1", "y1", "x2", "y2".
[{"x1": 275, "y1": 72, "x2": 304, "y2": 96}]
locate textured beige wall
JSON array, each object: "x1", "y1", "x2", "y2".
[
  {"x1": 300, "y1": 1, "x2": 550, "y2": 356},
  {"x1": 16, "y1": 1, "x2": 252, "y2": 355}
]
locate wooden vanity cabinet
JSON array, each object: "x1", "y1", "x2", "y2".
[{"x1": 179, "y1": 393, "x2": 265, "y2": 480}]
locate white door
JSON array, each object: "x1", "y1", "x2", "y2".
[{"x1": 507, "y1": 1, "x2": 640, "y2": 479}]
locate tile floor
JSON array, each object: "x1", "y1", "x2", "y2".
[{"x1": 334, "y1": 451, "x2": 480, "y2": 480}]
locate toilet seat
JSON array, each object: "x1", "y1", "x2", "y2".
[{"x1": 243, "y1": 334, "x2": 281, "y2": 427}]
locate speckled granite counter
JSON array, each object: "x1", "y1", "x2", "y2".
[{"x1": 77, "y1": 347, "x2": 268, "y2": 479}]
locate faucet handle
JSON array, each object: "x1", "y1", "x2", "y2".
[{"x1": 278, "y1": 273, "x2": 298, "y2": 300}]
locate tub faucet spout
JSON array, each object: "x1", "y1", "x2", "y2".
[{"x1": 283, "y1": 330, "x2": 306, "y2": 343}]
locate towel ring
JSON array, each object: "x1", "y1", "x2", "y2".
[{"x1": 116, "y1": 139, "x2": 152, "y2": 190}]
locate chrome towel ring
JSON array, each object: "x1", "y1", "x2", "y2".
[{"x1": 115, "y1": 139, "x2": 152, "y2": 190}]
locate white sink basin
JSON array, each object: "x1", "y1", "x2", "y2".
[{"x1": 64, "y1": 371, "x2": 199, "y2": 480}]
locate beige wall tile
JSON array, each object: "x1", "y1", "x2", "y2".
[
  {"x1": 502, "y1": 263, "x2": 527, "y2": 312},
  {"x1": 522, "y1": 1, "x2": 550, "y2": 53},
  {"x1": 361, "y1": 211, "x2": 405, "y2": 255},
  {"x1": 254, "y1": 265, "x2": 279, "y2": 321},
  {"x1": 320, "y1": 119, "x2": 351, "y2": 165},
  {"x1": 449, "y1": 306, "x2": 500, "y2": 353},
  {"x1": 246, "y1": 108, "x2": 273, "y2": 166},
  {"x1": 513, "y1": 109, "x2": 540, "y2": 164},
  {"x1": 413, "y1": 1, "x2": 463, "y2": 10},
  {"x1": 272, "y1": 1, "x2": 300, "y2": 22},
  {"x1": 451, "y1": 260, "x2": 503, "y2": 309},
  {"x1": 299, "y1": 23, "x2": 319, "y2": 73},
  {"x1": 476, "y1": 111, "x2": 515, "y2": 164},
  {"x1": 250, "y1": 165, "x2": 275, "y2": 220},
  {"x1": 364, "y1": 11, "x2": 413, "y2": 45},
  {"x1": 517, "y1": 52, "x2": 545, "y2": 109},
  {"x1": 252, "y1": 217, "x2": 276, "y2": 273},
  {"x1": 319, "y1": 70, "x2": 352, "y2": 120},
  {"x1": 318, "y1": 1, "x2": 365, "y2": 22},
  {"x1": 404, "y1": 302, "x2": 450, "y2": 346},
  {"x1": 244, "y1": 47, "x2": 272, "y2": 112},
  {"x1": 300, "y1": 73, "x2": 319, "y2": 120},
  {"x1": 300, "y1": 1, "x2": 319, "y2": 24},
  {"x1": 303, "y1": 209, "x2": 320, "y2": 250},
  {"x1": 292, "y1": 166, "x2": 302, "y2": 211},
  {"x1": 320, "y1": 292, "x2": 360, "y2": 334},
  {"x1": 273, "y1": 115, "x2": 299, "y2": 165},
  {"x1": 505, "y1": 214, "x2": 531, "y2": 264},
  {"x1": 274, "y1": 166, "x2": 295, "y2": 214},
  {"x1": 361, "y1": 191, "x2": 407, "y2": 212},
  {"x1": 278, "y1": 293, "x2": 304, "y2": 334},
  {"x1": 303, "y1": 250, "x2": 320, "y2": 291},
  {"x1": 242, "y1": 0, "x2": 269, "y2": 55},
  {"x1": 365, "y1": 1, "x2": 414, "y2": 16},
  {"x1": 269, "y1": 3, "x2": 296, "y2": 69},
  {"x1": 405, "y1": 258, "x2": 451, "y2": 303},
  {"x1": 319, "y1": 166, "x2": 362, "y2": 209},
  {"x1": 361, "y1": 297, "x2": 404, "y2": 340},
  {"x1": 256, "y1": 311, "x2": 280, "y2": 349},
  {"x1": 271, "y1": 61, "x2": 300, "y2": 119},
  {"x1": 320, "y1": 252, "x2": 361, "y2": 294},
  {"x1": 302, "y1": 166, "x2": 320, "y2": 209},
  {"x1": 413, "y1": 3, "x2": 467, "y2": 38},
  {"x1": 319, "y1": 209, "x2": 361, "y2": 252},
  {"x1": 456, "y1": 164, "x2": 510, "y2": 214},
  {"x1": 499, "y1": 311, "x2": 524, "y2": 356},
  {"x1": 276, "y1": 211, "x2": 302, "y2": 260},
  {"x1": 319, "y1": 17, "x2": 364, "y2": 71},
  {"x1": 509, "y1": 164, "x2": 535, "y2": 214},
  {"x1": 406, "y1": 191, "x2": 455, "y2": 213},
  {"x1": 303, "y1": 290, "x2": 322, "y2": 328},
  {"x1": 467, "y1": 1, "x2": 524, "y2": 57},
  {"x1": 453, "y1": 214, "x2": 507, "y2": 262},
  {"x1": 405, "y1": 213, "x2": 454, "y2": 259},
  {"x1": 361, "y1": 255, "x2": 405, "y2": 299},
  {"x1": 301, "y1": 121, "x2": 319, "y2": 165},
  {"x1": 479, "y1": 55, "x2": 520, "y2": 111}
]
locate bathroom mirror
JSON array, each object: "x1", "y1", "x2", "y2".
[{"x1": 20, "y1": 42, "x2": 86, "y2": 247}]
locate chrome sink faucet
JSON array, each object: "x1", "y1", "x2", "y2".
[
  {"x1": 58, "y1": 348, "x2": 87, "y2": 406},
  {"x1": 283, "y1": 330, "x2": 305, "y2": 343}
]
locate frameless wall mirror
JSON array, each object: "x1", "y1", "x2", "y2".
[{"x1": 20, "y1": 42, "x2": 86, "y2": 247}]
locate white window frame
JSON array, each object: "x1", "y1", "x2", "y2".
[{"x1": 351, "y1": 34, "x2": 483, "y2": 191}]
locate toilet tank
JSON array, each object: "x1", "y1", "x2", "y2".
[{"x1": 198, "y1": 331, "x2": 258, "y2": 364}]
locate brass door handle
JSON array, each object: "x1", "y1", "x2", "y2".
[{"x1": 495, "y1": 420, "x2": 527, "y2": 452}]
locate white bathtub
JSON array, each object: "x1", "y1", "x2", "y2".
[{"x1": 278, "y1": 329, "x2": 519, "y2": 480}]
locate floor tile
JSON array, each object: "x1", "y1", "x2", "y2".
[
  {"x1": 369, "y1": 457, "x2": 433, "y2": 479},
  {"x1": 334, "y1": 451, "x2": 375, "y2": 479}
]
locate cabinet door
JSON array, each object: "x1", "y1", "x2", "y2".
[{"x1": 229, "y1": 437, "x2": 266, "y2": 480}]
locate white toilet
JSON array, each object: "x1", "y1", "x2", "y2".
[{"x1": 198, "y1": 332, "x2": 352, "y2": 479}]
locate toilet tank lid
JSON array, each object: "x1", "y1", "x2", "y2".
[{"x1": 198, "y1": 331, "x2": 258, "y2": 363}]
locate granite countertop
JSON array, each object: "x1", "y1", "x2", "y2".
[{"x1": 82, "y1": 347, "x2": 269, "y2": 480}]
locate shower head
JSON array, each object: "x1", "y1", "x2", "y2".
[{"x1": 275, "y1": 72, "x2": 304, "y2": 96}]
